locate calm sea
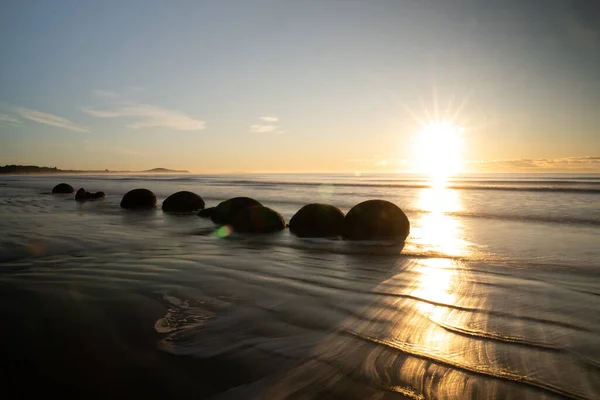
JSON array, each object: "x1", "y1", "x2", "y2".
[{"x1": 1, "y1": 173, "x2": 599, "y2": 399}]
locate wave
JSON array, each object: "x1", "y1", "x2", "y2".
[
  {"x1": 443, "y1": 210, "x2": 600, "y2": 226},
  {"x1": 60, "y1": 174, "x2": 600, "y2": 192},
  {"x1": 215, "y1": 179, "x2": 600, "y2": 193},
  {"x1": 9, "y1": 174, "x2": 600, "y2": 194}
]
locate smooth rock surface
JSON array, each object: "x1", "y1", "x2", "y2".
[
  {"x1": 52, "y1": 183, "x2": 74, "y2": 194},
  {"x1": 197, "y1": 207, "x2": 216, "y2": 218},
  {"x1": 211, "y1": 197, "x2": 262, "y2": 224},
  {"x1": 120, "y1": 188, "x2": 157, "y2": 209},
  {"x1": 162, "y1": 191, "x2": 205, "y2": 213},
  {"x1": 342, "y1": 199, "x2": 410, "y2": 240},
  {"x1": 289, "y1": 203, "x2": 345, "y2": 237},
  {"x1": 229, "y1": 205, "x2": 286, "y2": 233}
]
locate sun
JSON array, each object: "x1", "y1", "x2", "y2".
[{"x1": 412, "y1": 121, "x2": 464, "y2": 185}]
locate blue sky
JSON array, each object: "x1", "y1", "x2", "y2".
[{"x1": 1, "y1": 0, "x2": 599, "y2": 172}]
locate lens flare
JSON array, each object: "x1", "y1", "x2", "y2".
[{"x1": 214, "y1": 225, "x2": 233, "y2": 238}]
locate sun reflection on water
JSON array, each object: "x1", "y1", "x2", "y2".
[
  {"x1": 398, "y1": 180, "x2": 481, "y2": 395},
  {"x1": 413, "y1": 258, "x2": 456, "y2": 312},
  {"x1": 410, "y1": 180, "x2": 468, "y2": 334},
  {"x1": 410, "y1": 183, "x2": 469, "y2": 258},
  {"x1": 264, "y1": 177, "x2": 485, "y2": 399}
]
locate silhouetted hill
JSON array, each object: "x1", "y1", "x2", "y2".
[
  {"x1": 142, "y1": 168, "x2": 189, "y2": 173},
  {"x1": 0, "y1": 165, "x2": 189, "y2": 174},
  {"x1": 0, "y1": 165, "x2": 64, "y2": 174}
]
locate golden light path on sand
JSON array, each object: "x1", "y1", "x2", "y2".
[
  {"x1": 264, "y1": 178, "x2": 493, "y2": 399},
  {"x1": 255, "y1": 164, "x2": 591, "y2": 398},
  {"x1": 263, "y1": 173, "x2": 587, "y2": 398}
]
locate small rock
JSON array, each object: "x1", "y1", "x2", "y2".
[
  {"x1": 75, "y1": 188, "x2": 105, "y2": 201},
  {"x1": 52, "y1": 183, "x2": 74, "y2": 194}
]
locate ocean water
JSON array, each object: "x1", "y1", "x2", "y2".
[{"x1": 0, "y1": 173, "x2": 599, "y2": 399}]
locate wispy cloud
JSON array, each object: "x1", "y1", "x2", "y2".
[
  {"x1": 14, "y1": 107, "x2": 89, "y2": 132},
  {"x1": 93, "y1": 90, "x2": 120, "y2": 98},
  {"x1": 250, "y1": 124, "x2": 279, "y2": 133},
  {"x1": 0, "y1": 113, "x2": 20, "y2": 124},
  {"x1": 250, "y1": 116, "x2": 283, "y2": 133},
  {"x1": 82, "y1": 109, "x2": 122, "y2": 118},
  {"x1": 83, "y1": 102, "x2": 206, "y2": 131},
  {"x1": 470, "y1": 156, "x2": 600, "y2": 171}
]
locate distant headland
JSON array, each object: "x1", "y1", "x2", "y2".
[{"x1": 0, "y1": 165, "x2": 189, "y2": 174}]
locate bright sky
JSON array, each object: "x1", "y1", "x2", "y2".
[{"x1": 1, "y1": 1, "x2": 599, "y2": 173}]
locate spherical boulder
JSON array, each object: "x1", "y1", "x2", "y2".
[
  {"x1": 75, "y1": 188, "x2": 105, "y2": 201},
  {"x1": 52, "y1": 183, "x2": 74, "y2": 194},
  {"x1": 342, "y1": 200, "x2": 410, "y2": 240},
  {"x1": 229, "y1": 205, "x2": 286, "y2": 234},
  {"x1": 120, "y1": 188, "x2": 157, "y2": 209},
  {"x1": 162, "y1": 191, "x2": 205, "y2": 213},
  {"x1": 289, "y1": 203, "x2": 345, "y2": 237},
  {"x1": 211, "y1": 197, "x2": 262, "y2": 224},
  {"x1": 197, "y1": 207, "x2": 216, "y2": 218}
]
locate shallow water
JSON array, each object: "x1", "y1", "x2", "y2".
[{"x1": 1, "y1": 173, "x2": 599, "y2": 399}]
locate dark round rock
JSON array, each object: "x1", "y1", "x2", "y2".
[
  {"x1": 76, "y1": 188, "x2": 105, "y2": 201},
  {"x1": 162, "y1": 191, "x2": 205, "y2": 213},
  {"x1": 120, "y1": 188, "x2": 157, "y2": 209},
  {"x1": 197, "y1": 207, "x2": 216, "y2": 218},
  {"x1": 211, "y1": 197, "x2": 262, "y2": 224},
  {"x1": 75, "y1": 188, "x2": 89, "y2": 201},
  {"x1": 52, "y1": 183, "x2": 74, "y2": 194},
  {"x1": 289, "y1": 203, "x2": 345, "y2": 237},
  {"x1": 230, "y1": 205, "x2": 286, "y2": 234},
  {"x1": 342, "y1": 200, "x2": 410, "y2": 240}
]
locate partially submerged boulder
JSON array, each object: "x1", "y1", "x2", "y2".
[
  {"x1": 211, "y1": 197, "x2": 262, "y2": 224},
  {"x1": 75, "y1": 188, "x2": 105, "y2": 201},
  {"x1": 197, "y1": 207, "x2": 216, "y2": 218},
  {"x1": 342, "y1": 200, "x2": 410, "y2": 240},
  {"x1": 230, "y1": 205, "x2": 286, "y2": 234},
  {"x1": 162, "y1": 191, "x2": 205, "y2": 213},
  {"x1": 289, "y1": 203, "x2": 345, "y2": 237},
  {"x1": 120, "y1": 188, "x2": 157, "y2": 209},
  {"x1": 52, "y1": 183, "x2": 74, "y2": 194}
]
